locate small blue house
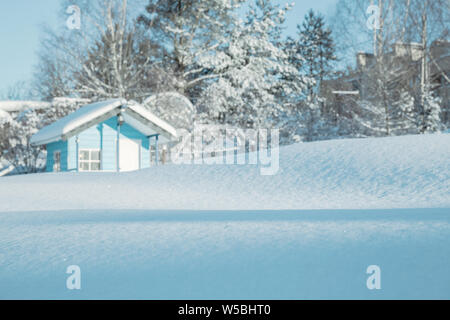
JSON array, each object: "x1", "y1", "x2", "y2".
[{"x1": 30, "y1": 99, "x2": 178, "y2": 172}]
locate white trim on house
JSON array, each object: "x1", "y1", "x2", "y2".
[
  {"x1": 126, "y1": 101, "x2": 178, "y2": 139},
  {"x1": 78, "y1": 149, "x2": 102, "y2": 172}
]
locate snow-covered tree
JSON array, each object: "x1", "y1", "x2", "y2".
[
  {"x1": 0, "y1": 98, "x2": 89, "y2": 174},
  {"x1": 198, "y1": 1, "x2": 307, "y2": 131},
  {"x1": 0, "y1": 110, "x2": 12, "y2": 123},
  {"x1": 0, "y1": 110, "x2": 45, "y2": 174},
  {"x1": 143, "y1": 92, "x2": 196, "y2": 130},
  {"x1": 390, "y1": 90, "x2": 417, "y2": 134},
  {"x1": 295, "y1": 10, "x2": 336, "y2": 88},
  {"x1": 329, "y1": 0, "x2": 448, "y2": 138},
  {"x1": 138, "y1": 0, "x2": 243, "y2": 97},
  {"x1": 35, "y1": 0, "x2": 168, "y2": 102},
  {"x1": 282, "y1": 9, "x2": 337, "y2": 142},
  {"x1": 421, "y1": 85, "x2": 442, "y2": 133},
  {"x1": 73, "y1": 24, "x2": 162, "y2": 100},
  {"x1": 343, "y1": 88, "x2": 418, "y2": 138}
]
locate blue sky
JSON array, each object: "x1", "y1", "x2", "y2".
[
  {"x1": 0, "y1": 0, "x2": 60, "y2": 97},
  {"x1": 0, "y1": 0, "x2": 338, "y2": 98}
]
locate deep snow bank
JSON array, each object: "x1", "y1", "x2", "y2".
[
  {"x1": 0, "y1": 134, "x2": 449, "y2": 211},
  {"x1": 0, "y1": 134, "x2": 449, "y2": 300},
  {"x1": 1, "y1": 208, "x2": 449, "y2": 299}
]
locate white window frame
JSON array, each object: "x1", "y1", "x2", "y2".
[
  {"x1": 79, "y1": 149, "x2": 102, "y2": 172},
  {"x1": 53, "y1": 150, "x2": 61, "y2": 172}
]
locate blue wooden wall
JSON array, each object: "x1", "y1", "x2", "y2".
[
  {"x1": 46, "y1": 140, "x2": 68, "y2": 172},
  {"x1": 46, "y1": 116, "x2": 151, "y2": 172}
]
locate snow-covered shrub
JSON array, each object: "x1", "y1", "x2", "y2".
[
  {"x1": 0, "y1": 110, "x2": 12, "y2": 123},
  {"x1": 422, "y1": 87, "x2": 443, "y2": 133},
  {"x1": 0, "y1": 98, "x2": 89, "y2": 174},
  {"x1": 143, "y1": 92, "x2": 196, "y2": 131},
  {"x1": 0, "y1": 110, "x2": 45, "y2": 174}
]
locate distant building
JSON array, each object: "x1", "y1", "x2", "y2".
[{"x1": 322, "y1": 40, "x2": 450, "y2": 125}]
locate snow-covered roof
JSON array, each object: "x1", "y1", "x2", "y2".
[
  {"x1": 125, "y1": 101, "x2": 178, "y2": 139},
  {"x1": 30, "y1": 99, "x2": 178, "y2": 146},
  {"x1": 0, "y1": 101, "x2": 52, "y2": 112}
]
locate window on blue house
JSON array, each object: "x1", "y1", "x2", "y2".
[{"x1": 79, "y1": 149, "x2": 101, "y2": 171}]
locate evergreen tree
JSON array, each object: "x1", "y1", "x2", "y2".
[
  {"x1": 352, "y1": 90, "x2": 418, "y2": 138},
  {"x1": 283, "y1": 10, "x2": 336, "y2": 142},
  {"x1": 198, "y1": 0, "x2": 307, "y2": 130},
  {"x1": 391, "y1": 90, "x2": 417, "y2": 134},
  {"x1": 294, "y1": 10, "x2": 336, "y2": 94},
  {"x1": 422, "y1": 85, "x2": 442, "y2": 133}
]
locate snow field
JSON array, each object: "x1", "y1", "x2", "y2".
[
  {"x1": 0, "y1": 133, "x2": 449, "y2": 299},
  {"x1": 0, "y1": 133, "x2": 448, "y2": 212}
]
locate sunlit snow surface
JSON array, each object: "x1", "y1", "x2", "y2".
[{"x1": 0, "y1": 134, "x2": 449, "y2": 299}]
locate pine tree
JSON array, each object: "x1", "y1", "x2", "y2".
[
  {"x1": 282, "y1": 10, "x2": 337, "y2": 142},
  {"x1": 295, "y1": 10, "x2": 336, "y2": 93}
]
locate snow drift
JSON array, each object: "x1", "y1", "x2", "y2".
[
  {"x1": 0, "y1": 134, "x2": 449, "y2": 300},
  {"x1": 0, "y1": 133, "x2": 449, "y2": 212}
]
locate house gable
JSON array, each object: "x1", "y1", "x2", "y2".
[
  {"x1": 52, "y1": 116, "x2": 152, "y2": 173},
  {"x1": 32, "y1": 98, "x2": 180, "y2": 172}
]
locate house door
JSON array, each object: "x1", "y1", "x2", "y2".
[{"x1": 119, "y1": 137, "x2": 140, "y2": 172}]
